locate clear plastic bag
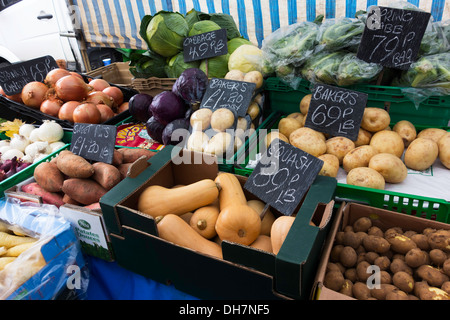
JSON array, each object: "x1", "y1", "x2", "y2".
[
  {"x1": 316, "y1": 18, "x2": 365, "y2": 53},
  {"x1": 300, "y1": 51, "x2": 348, "y2": 85},
  {"x1": 0, "y1": 198, "x2": 88, "y2": 300},
  {"x1": 336, "y1": 52, "x2": 384, "y2": 86},
  {"x1": 419, "y1": 20, "x2": 450, "y2": 57}
]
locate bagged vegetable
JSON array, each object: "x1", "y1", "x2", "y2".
[
  {"x1": 337, "y1": 52, "x2": 383, "y2": 86},
  {"x1": 316, "y1": 18, "x2": 365, "y2": 52},
  {"x1": 419, "y1": 20, "x2": 450, "y2": 56},
  {"x1": 300, "y1": 51, "x2": 348, "y2": 85}
]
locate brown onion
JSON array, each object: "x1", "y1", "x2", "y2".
[
  {"x1": 96, "y1": 104, "x2": 115, "y2": 122},
  {"x1": 55, "y1": 75, "x2": 92, "y2": 102},
  {"x1": 117, "y1": 102, "x2": 129, "y2": 113},
  {"x1": 73, "y1": 102, "x2": 101, "y2": 124},
  {"x1": 102, "y1": 86, "x2": 124, "y2": 107},
  {"x1": 70, "y1": 72, "x2": 84, "y2": 80},
  {"x1": 86, "y1": 91, "x2": 114, "y2": 108},
  {"x1": 0, "y1": 86, "x2": 22, "y2": 103},
  {"x1": 58, "y1": 101, "x2": 80, "y2": 122},
  {"x1": 44, "y1": 68, "x2": 71, "y2": 87},
  {"x1": 40, "y1": 98, "x2": 63, "y2": 117},
  {"x1": 89, "y1": 79, "x2": 110, "y2": 91},
  {"x1": 21, "y1": 81, "x2": 48, "y2": 108}
]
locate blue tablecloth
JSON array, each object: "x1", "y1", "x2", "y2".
[{"x1": 85, "y1": 255, "x2": 198, "y2": 300}]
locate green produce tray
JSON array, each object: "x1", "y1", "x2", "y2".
[{"x1": 265, "y1": 77, "x2": 450, "y2": 127}]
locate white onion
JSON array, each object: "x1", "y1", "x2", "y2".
[
  {"x1": 25, "y1": 141, "x2": 50, "y2": 158},
  {"x1": 28, "y1": 128, "x2": 42, "y2": 143},
  {"x1": 32, "y1": 153, "x2": 48, "y2": 163},
  {"x1": 38, "y1": 120, "x2": 64, "y2": 143},
  {"x1": 0, "y1": 145, "x2": 12, "y2": 154},
  {"x1": 49, "y1": 141, "x2": 66, "y2": 152},
  {"x1": 19, "y1": 124, "x2": 36, "y2": 139},
  {"x1": 10, "y1": 134, "x2": 30, "y2": 152},
  {"x1": 22, "y1": 154, "x2": 34, "y2": 163},
  {"x1": 0, "y1": 140, "x2": 10, "y2": 147},
  {"x1": 1, "y1": 149, "x2": 24, "y2": 161}
]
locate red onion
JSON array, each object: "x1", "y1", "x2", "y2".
[
  {"x1": 55, "y1": 75, "x2": 92, "y2": 102},
  {"x1": 21, "y1": 81, "x2": 48, "y2": 108}
]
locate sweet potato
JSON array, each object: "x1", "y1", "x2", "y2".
[
  {"x1": 62, "y1": 178, "x2": 107, "y2": 205},
  {"x1": 62, "y1": 194, "x2": 81, "y2": 205},
  {"x1": 85, "y1": 202, "x2": 101, "y2": 210},
  {"x1": 92, "y1": 162, "x2": 121, "y2": 190},
  {"x1": 56, "y1": 150, "x2": 94, "y2": 178},
  {"x1": 112, "y1": 149, "x2": 123, "y2": 166},
  {"x1": 118, "y1": 148, "x2": 155, "y2": 163},
  {"x1": 21, "y1": 182, "x2": 65, "y2": 207},
  {"x1": 117, "y1": 163, "x2": 132, "y2": 180},
  {"x1": 33, "y1": 162, "x2": 64, "y2": 192}
]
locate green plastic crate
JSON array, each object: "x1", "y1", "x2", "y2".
[{"x1": 265, "y1": 77, "x2": 450, "y2": 127}]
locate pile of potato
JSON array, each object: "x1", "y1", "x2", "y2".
[
  {"x1": 324, "y1": 216, "x2": 450, "y2": 300},
  {"x1": 20, "y1": 147, "x2": 154, "y2": 209},
  {"x1": 268, "y1": 94, "x2": 450, "y2": 190}
]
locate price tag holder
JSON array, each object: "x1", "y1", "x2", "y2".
[
  {"x1": 183, "y1": 29, "x2": 228, "y2": 62},
  {"x1": 357, "y1": 6, "x2": 430, "y2": 70},
  {"x1": 70, "y1": 123, "x2": 117, "y2": 164},
  {"x1": 304, "y1": 84, "x2": 368, "y2": 141},
  {"x1": 0, "y1": 55, "x2": 58, "y2": 95},
  {"x1": 200, "y1": 78, "x2": 256, "y2": 117},
  {"x1": 244, "y1": 139, "x2": 324, "y2": 216}
]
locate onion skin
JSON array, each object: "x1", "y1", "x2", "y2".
[
  {"x1": 86, "y1": 91, "x2": 114, "y2": 108},
  {"x1": 117, "y1": 102, "x2": 129, "y2": 113},
  {"x1": 58, "y1": 101, "x2": 80, "y2": 123},
  {"x1": 73, "y1": 102, "x2": 101, "y2": 124},
  {"x1": 44, "y1": 68, "x2": 71, "y2": 87},
  {"x1": 0, "y1": 86, "x2": 22, "y2": 103},
  {"x1": 96, "y1": 104, "x2": 115, "y2": 122},
  {"x1": 40, "y1": 98, "x2": 63, "y2": 117},
  {"x1": 89, "y1": 79, "x2": 110, "y2": 91},
  {"x1": 21, "y1": 81, "x2": 49, "y2": 108},
  {"x1": 55, "y1": 75, "x2": 92, "y2": 102},
  {"x1": 102, "y1": 86, "x2": 124, "y2": 107}
]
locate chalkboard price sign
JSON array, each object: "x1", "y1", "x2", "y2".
[
  {"x1": 70, "y1": 123, "x2": 117, "y2": 164},
  {"x1": 357, "y1": 6, "x2": 430, "y2": 70},
  {"x1": 244, "y1": 139, "x2": 324, "y2": 216},
  {"x1": 304, "y1": 84, "x2": 368, "y2": 141},
  {"x1": 183, "y1": 29, "x2": 228, "y2": 62},
  {"x1": 200, "y1": 78, "x2": 256, "y2": 117},
  {"x1": 0, "y1": 55, "x2": 59, "y2": 95}
]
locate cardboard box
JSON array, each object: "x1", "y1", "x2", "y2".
[
  {"x1": 313, "y1": 202, "x2": 450, "y2": 300},
  {"x1": 100, "y1": 145, "x2": 337, "y2": 299},
  {"x1": 86, "y1": 62, "x2": 133, "y2": 88}
]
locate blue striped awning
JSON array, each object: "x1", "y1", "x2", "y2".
[{"x1": 72, "y1": 0, "x2": 450, "y2": 49}]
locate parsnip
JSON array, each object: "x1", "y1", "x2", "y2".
[
  {"x1": 0, "y1": 232, "x2": 36, "y2": 248},
  {"x1": 5, "y1": 242, "x2": 36, "y2": 257},
  {"x1": 0, "y1": 257, "x2": 16, "y2": 270}
]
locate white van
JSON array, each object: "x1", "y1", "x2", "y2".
[{"x1": 0, "y1": 0, "x2": 121, "y2": 72}]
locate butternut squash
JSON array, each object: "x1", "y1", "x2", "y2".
[
  {"x1": 247, "y1": 199, "x2": 275, "y2": 236},
  {"x1": 179, "y1": 212, "x2": 193, "y2": 224},
  {"x1": 215, "y1": 204, "x2": 261, "y2": 246},
  {"x1": 249, "y1": 235, "x2": 273, "y2": 253},
  {"x1": 157, "y1": 214, "x2": 222, "y2": 259},
  {"x1": 271, "y1": 216, "x2": 295, "y2": 255},
  {"x1": 214, "y1": 173, "x2": 247, "y2": 210},
  {"x1": 190, "y1": 200, "x2": 220, "y2": 239},
  {"x1": 137, "y1": 179, "x2": 219, "y2": 218}
]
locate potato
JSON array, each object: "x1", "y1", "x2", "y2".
[
  {"x1": 370, "y1": 284, "x2": 397, "y2": 300},
  {"x1": 380, "y1": 271, "x2": 392, "y2": 284},
  {"x1": 287, "y1": 112, "x2": 304, "y2": 125},
  {"x1": 330, "y1": 244, "x2": 344, "y2": 262},
  {"x1": 442, "y1": 281, "x2": 450, "y2": 294},
  {"x1": 365, "y1": 251, "x2": 380, "y2": 264},
  {"x1": 390, "y1": 258, "x2": 413, "y2": 276},
  {"x1": 278, "y1": 117, "x2": 302, "y2": 139},
  {"x1": 360, "y1": 108, "x2": 390, "y2": 132},
  {"x1": 299, "y1": 94, "x2": 311, "y2": 115},
  {"x1": 210, "y1": 108, "x2": 235, "y2": 132},
  {"x1": 353, "y1": 217, "x2": 372, "y2": 233},
  {"x1": 345, "y1": 268, "x2": 358, "y2": 283},
  {"x1": 62, "y1": 178, "x2": 107, "y2": 205},
  {"x1": 326, "y1": 262, "x2": 343, "y2": 274},
  {"x1": 368, "y1": 226, "x2": 384, "y2": 237},
  {"x1": 236, "y1": 117, "x2": 249, "y2": 131},
  {"x1": 392, "y1": 271, "x2": 415, "y2": 293},
  {"x1": 374, "y1": 256, "x2": 391, "y2": 271},
  {"x1": 362, "y1": 235, "x2": 391, "y2": 254},
  {"x1": 368, "y1": 153, "x2": 408, "y2": 183},
  {"x1": 289, "y1": 127, "x2": 327, "y2": 157},
  {"x1": 190, "y1": 108, "x2": 213, "y2": 131},
  {"x1": 246, "y1": 102, "x2": 260, "y2": 121},
  {"x1": 340, "y1": 246, "x2": 358, "y2": 268},
  {"x1": 33, "y1": 161, "x2": 64, "y2": 192},
  {"x1": 265, "y1": 131, "x2": 289, "y2": 149},
  {"x1": 354, "y1": 128, "x2": 373, "y2": 147},
  {"x1": 346, "y1": 167, "x2": 386, "y2": 190},
  {"x1": 56, "y1": 150, "x2": 94, "y2": 179},
  {"x1": 393, "y1": 120, "x2": 417, "y2": 147},
  {"x1": 437, "y1": 132, "x2": 450, "y2": 169},
  {"x1": 427, "y1": 229, "x2": 450, "y2": 252},
  {"x1": 352, "y1": 282, "x2": 371, "y2": 300},
  {"x1": 339, "y1": 279, "x2": 354, "y2": 297},
  {"x1": 234, "y1": 136, "x2": 243, "y2": 152},
  {"x1": 186, "y1": 131, "x2": 209, "y2": 152},
  {"x1": 386, "y1": 288, "x2": 409, "y2": 300},
  {"x1": 204, "y1": 132, "x2": 233, "y2": 155},
  {"x1": 343, "y1": 231, "x2": 364, "y2": 249},
  {"x1": 411, "y1": 234, "x2": 431, "y2": 251},
  {"x1": 325, "y1": 136, "x2": 355, "y2": 164},
  {"x1": 444, "y1": 259, "x2": 450, "y2": 277},
  {"x1": 405, "y1": 248, "x2": 429, "y2": 268},
  {"x1": 429, "y1": 249, "x2": 447, "y2": 267},
  {"x1": 356, "y1": 260, "x2": 371, "y2": 282},
  {"x1": 92, "y1": 162, "x2": 121, "y2": 190},
  {"x1": 386, "y1": 234, "x2": 417, "y2": 254},
  {"x1": 224, "y1": 69, "x2": 245, "y2": 81},
  {"x1": 404, "y1": 138, "x2": 439, "y2": 171},
  {"x1": 318, "y1": 154, "x2": 339, "y2": 178},
  {"x1": 416, "y1": 265, "x2": 449, "y2": 287},
  {"x1": 343, "y1": 145, "x2": 377, "y2": 173},
  {"x1": 417, "y1": 128, "x2": 447, "y2": 143},
  {"x1": 324, "y1": 270, "x2": 345, "y2": 291},
  {"x1": 243, "y1": 71, "x2": 264, "y2": 90},
  {"x1": 369, "y1": 130, "x2": 404, "y2": 158},
  {"x1": 419, "y1": 287, "x2": 450, "y2": 300}
]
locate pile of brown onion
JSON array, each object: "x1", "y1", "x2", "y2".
[{"x1": 10, "y1": 68, "x2": 129, "y2": 124}]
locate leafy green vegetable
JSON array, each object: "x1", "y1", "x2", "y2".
[
  {"x1": 128, "y1": 49, "x2": 167, "y2": 78},
  {"x1": 165, "y1": 52, "x2": 200, "y2": 78},
  {"x1": 189, "y1": 20, "x2": 221, "y2": 36},
  {"x1": 337, "y1": 52, "x2": 383, "y2": 86},
  {"x1": 318, "y1": 18, "x2": 364, "y2": 52},
  {"x1": 227, "y1": 37, "x2": 253, "y2": 54},
  {"x1": 200, "y1": 53, "x2": 230, "y2": 78}
]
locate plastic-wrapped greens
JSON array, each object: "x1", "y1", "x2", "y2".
[
  {"x1": 300, "y1": 51, "x2": 348, "y2": 85},
  {"x1": 419, "y1": 20, "x2": 450, "y2": 56},
  {"x1": 337, "y1": 52, "x2": 383, "y2": 86},
  {"x1": 316, "y1": 18, "x2": 365, "y2": 52},
  {"x1": 394, "y1": 52, "x2": 450, "y2": 89},
  {"x1": 262, "y1": 21, "x2": 319, "y2": 69}
]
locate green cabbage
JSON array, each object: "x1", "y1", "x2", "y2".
[
  {"x1": 189, "y1": 20, "x2": 221, "y2": 37},
  {"x1": 200, "y1": 54, "x2": 230, "y2": 78},
  {"x1": 228, "y1": 44, "x2": 263, "y2": 73},
  {"x1": 143, "y1": 11, "x2": 189, "y2": 58},
  {"x1": 227, "y1": 37, "x2": 253, "y2": 54},
  {"x1": 165, "y1": 52, "x2": 200, "y2": 78}
]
